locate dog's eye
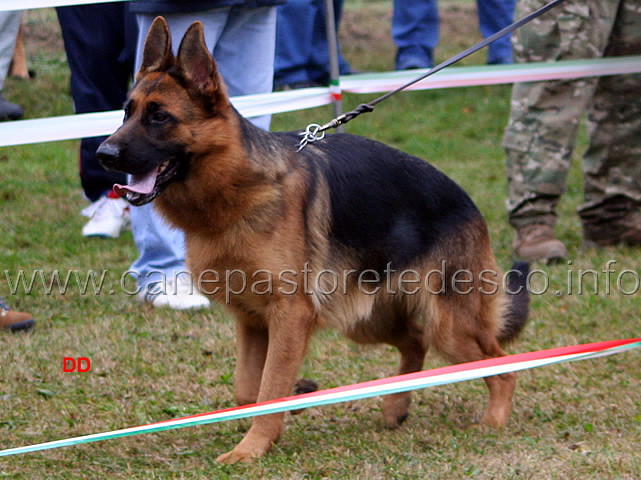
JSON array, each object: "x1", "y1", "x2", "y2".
[{"x1": 151, "y1": 111, "x2": 170, "y2": 124}]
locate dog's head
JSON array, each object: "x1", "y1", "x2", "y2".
[{"x1": 97, "y1": 17, "x2": 231, "y2": 206}]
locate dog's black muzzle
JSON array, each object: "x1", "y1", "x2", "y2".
[{"x1": 96, "y1": 141, "x2": 123, "y2": 173}]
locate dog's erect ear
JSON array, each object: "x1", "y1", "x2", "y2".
[
  {"x1": 139, "y1": 17, "x2": 174, "y2": 77},
  {"x1": 176, "y1": 21, "x2": 218, "y2": 95}
]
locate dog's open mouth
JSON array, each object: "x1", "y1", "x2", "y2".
[{"x1": 113, "y1": 159, "x2": 179, "y2": 206}]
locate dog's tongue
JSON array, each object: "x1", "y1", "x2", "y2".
[{"x1": 113, "y1": 168, "x2": 159, "y2": 197}]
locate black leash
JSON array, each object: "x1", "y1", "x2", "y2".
[{"x1": 297, "y1": 0, "x2": 567, "y2": 151}]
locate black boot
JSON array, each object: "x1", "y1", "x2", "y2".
[
  {"x1": 0, "y1": 93, "x2": 23, "y2": 121},
  {"x1": 582, "y1": 198, "x2": 641, "y2": 248}
]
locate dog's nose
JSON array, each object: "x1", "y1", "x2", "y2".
[{"x1": 96, "y1": 142, "x2": 121, "y2": 170}]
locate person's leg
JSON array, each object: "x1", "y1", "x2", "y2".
[
  {"x1": 333, "y1": 0, "x2": 352, "y2": 75},
  {"x1": 391, "y1": 0, "x2": 439, "y2": 70},
  {"x1": 504, "y1": 0, "x2": 618, "y2": 260},
  {"x1": 214, "y1": 5, "x2": 277, "y2": 130},
  {"x1": 273, "y1": 0, "x2": 316, "y2": 88},
  {"x1": 56, "y1": 4, "x2": 136, "y2": 202},
  {"x1": 505, "y1": 80, "x2": 596, "y2": 229},
  {"x1": 477, "y1": 0, "x2": 516, "y2": 64},
  {"x1": 0, "y1": 11, "x2": 23, "y2": 120},
  {"x1": 304, "y1": 0, "x2": 351, "y2": 85},
  {"x1": 0, "y1": 11, "x2": 20, "y2": 90},
  {"x1": 581, "y1": 76, "x2": 641, "y2": 221},
  {"x1": 580, "y1": 0, "x2": 641, "y2": 246}
]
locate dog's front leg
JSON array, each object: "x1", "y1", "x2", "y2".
[
  {"x1": 233, "y1": 320, "x2": 269, "y2": 407},
  {"x1": 217, "y1": 297, "x2": 316, "y2": 464}
]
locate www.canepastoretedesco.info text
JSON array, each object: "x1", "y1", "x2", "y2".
[{"x1": 4, "y1": 261, "x2": 640, "y2": 301}]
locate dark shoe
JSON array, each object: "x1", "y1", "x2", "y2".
[
  {"x1": 0, "y1": 297, "x2": 34, "y2": 332},
  {"x1": 583, "y1": 209, "x2": 641, "y2": 248},
  {"x1": 487, "y1": 57, "x2": 513, "y2": 65},
  {"x1": 395, "y1": 47, "x2": 433, "y2": 71},
  {"x1": 0, "y1": 93, "x2": 23, "y2": 121},
  {"x1": 395, "y1": 59, "x2": 432, "y2": 70},
  {"x1": 513, "y1": 224, "x2": 567, "y2": 263}
]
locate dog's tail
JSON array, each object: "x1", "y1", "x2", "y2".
[{"x1": 497, "y1": 261, "x2": 530, "y2": 344}]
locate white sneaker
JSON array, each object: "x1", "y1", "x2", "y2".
[
  {"x1": 81, "y1": 195, "x2": 131, "y2": 238},
  {"x1": 136, "y1": 276, "x2": 211, "y2": 310}
]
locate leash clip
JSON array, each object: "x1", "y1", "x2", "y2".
[{"x1": 297, "y1": 123, "x2": 326, "y2": 151}]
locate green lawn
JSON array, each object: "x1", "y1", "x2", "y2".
[{"x1": 1, "y1": 4, "x2": 640, "y2": 479}]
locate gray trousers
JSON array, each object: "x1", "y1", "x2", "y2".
[{"x1": 0, "y1": 11, "x2": 21, "y2": 90}]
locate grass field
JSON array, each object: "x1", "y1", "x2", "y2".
[{"x1": 1, "y1": 3, "x2": 640, "y2": 479}]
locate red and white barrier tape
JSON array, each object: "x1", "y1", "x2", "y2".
[{"x1": 1, "y1": 338, "x2": 639, "y2": 458}]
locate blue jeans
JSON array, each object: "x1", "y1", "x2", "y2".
[
  {"x1": 392, "y1": 0, "x2": 515, "y2": 69},
  {"x1": 274, "y1": 0, "x2": 351, "y2": 88},
  {"x1": 130, "y1": 7, "x2": 277, "y2": 290},
  {"x1": 477, "y1": 0, "x2": 516, "y2": 64},
  {"x1": 391, "y1": 0, "x2": 439, "y2": 69}
]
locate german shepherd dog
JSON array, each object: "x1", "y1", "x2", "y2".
[{"x1": 97, "y1": 17, "x2": 529, "y2": 464}]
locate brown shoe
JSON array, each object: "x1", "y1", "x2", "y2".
[
  {"x1": 0, "y1": 298, "x2": 35, "y2": 332},
  {"x1": 583, "y1": 209, "x2": 641, "y2": 248},
  {"x1": 513, "y1": 224, "x2": 567, "y2": 263}
]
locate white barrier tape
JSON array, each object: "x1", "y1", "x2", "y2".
[
  {"x1": 1, "y1": 56, "x2": 639, "y2": 148},
  {"x1": 0, "y1": 89, "x2": 333, "y2": 147},
  {"x1": 339, "y1": 56, "x2": 641, "y2": 93},
  {"x1": 0, "y1": 0, "x2": 125, "y2": 11},
  {"x1": 234, "y1": 87, "x2": 332, "y2": 118}
]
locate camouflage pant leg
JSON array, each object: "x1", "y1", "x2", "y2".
[
  {"x1": 504, "y1": 78, "x2": 597, "y2": 228},
  {"x1": 503, "y1": 0, "x2": 623, "y2": 228},
  {"x1": 580, "y1": 0, "x2": 641, "y2": 220}
]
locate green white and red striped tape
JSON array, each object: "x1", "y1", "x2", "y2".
[
  {"x1": 1, "y1": 56, "x2": 639, "y2": 148},
  {"x1": 1, "y1": 338, "x2": 639, "y2": 458}
]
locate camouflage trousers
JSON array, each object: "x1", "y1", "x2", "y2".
[{"x1": 504, "y1": 0, "x2": 641, "y2": 229}]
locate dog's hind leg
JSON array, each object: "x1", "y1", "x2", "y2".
[
  {"x1": 431, "y1": 296, "x2": 516, "y2": 428},
  {"x1": 480, "y1": 367, "x2": 515, "y2": 427},
  {"x1": 382, "y1": 322, "x2": 427, "y2": 428}
]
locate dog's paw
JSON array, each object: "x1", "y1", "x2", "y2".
[
  {"x1": 382, "y1": 392, "x2": 411, "y2": 429},
  {"x1": 216, "y1": 448, "x2": 258, "y2": 464},
  {"x1": 216, "y1": 431, "x2": 276, "y2": 464},
  {"x1": 384, "y1": 412, "x2": 409, "y2": 429},
  {"x1": 480, "y1": 411, "x2": 509, "y2": 429},
  {"x1": 293, "y1": 378, "x2": 319, "y2": 395},
  {"x1": 291, "y1": 378, "x2": 319, "y2": 416}
]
